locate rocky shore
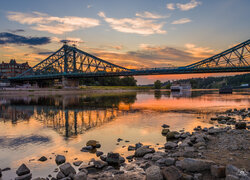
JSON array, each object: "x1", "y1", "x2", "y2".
[{"x1": 1, "y1": 108, "x2": 249, "y2": 180}]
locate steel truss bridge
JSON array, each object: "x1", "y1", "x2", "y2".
[{"x1": 10, "y1": 39, "x2": 250, "y2": 82}]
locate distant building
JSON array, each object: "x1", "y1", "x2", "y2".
[
  {"x1": 0, "y1": 59, "x2": 30, "y2": 78},
  {"x1": 171, "y1": 82, "x2": 192, "y2": 91}
]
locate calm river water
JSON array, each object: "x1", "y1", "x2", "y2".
[{"x1": 0, "y1": 90, "x2": 249, "y2": 179}]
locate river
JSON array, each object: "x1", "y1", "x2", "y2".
[{"x1": 0, "y1": 89, "x2": 249, "y2": 179}]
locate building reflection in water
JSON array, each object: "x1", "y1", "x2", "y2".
[{"x1": 0, "y1": 93, "x2": 137, "y2": 138}]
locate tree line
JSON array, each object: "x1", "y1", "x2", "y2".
[
  {"x1": 153, "y1": 73, "x2": 250, "y2": 89},
  {"x1": 79, "y1": 76, "x2": 137, "y2": 86}
]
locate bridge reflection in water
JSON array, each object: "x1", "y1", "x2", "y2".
[{"x1": 0, "y1": 93, "x2": 137, "y2": 138}]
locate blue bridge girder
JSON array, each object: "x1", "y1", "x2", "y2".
[{"x1": 9, "y1": 39, "x2": 250, "y2": 82}]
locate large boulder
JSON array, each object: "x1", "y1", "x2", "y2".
[
  {"x1": 176, "y1": 158, "x2": 215, "y2": 172},
  {"x1": 162, "y1": 166, "x2": 183, "y2": 180},
  {"x1": 56, "y1": 155, "x2": 66, "y2": 165},
  {"x1": 59, "y1": 163, "x2": 76, "y2": 176},
  {"x1": 16, "y1": 164, "x2": 30, "y2": 176},
  {"x1": 134, "y1": 146, "x2": 155, "y2": 157},
  {"x1": 146, "y1": 165, "x2": 163, "y2": 180},
  {"x1": 73, "y1": 171, "x2": 87, "y2": 180}
]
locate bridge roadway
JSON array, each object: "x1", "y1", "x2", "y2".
[{"x1": 11, "y1": 66, "x2": 250, "y2": 81}]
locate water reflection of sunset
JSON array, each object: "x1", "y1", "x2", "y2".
[{"x1": 0, "y1": 90, "x2": 249, "y2": 178}]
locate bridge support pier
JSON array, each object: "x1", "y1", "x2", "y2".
[{"x1": 62, "y1": 77, "x2": 79, "y2": 88}]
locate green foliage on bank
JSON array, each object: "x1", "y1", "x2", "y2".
[
  {"x1": 154, "y1": 80, "x2": 162, "y2": 89},
  {"x1": 79, "y1": 76, "x2": 137, "y2": 86},
  {"x1": 166, "y1": 73, "x2": 250, "y2": 89}
]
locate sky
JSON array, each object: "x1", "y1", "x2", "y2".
[{"x1": 0, "y1": 0, "x2": 249, "y2": 84}]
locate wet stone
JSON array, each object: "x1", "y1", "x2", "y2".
[
  {"x1": 15, "y1": 173, "x2": 32, "y2": 180},
  {"x1": 128, "y1": 145, "x2": 136, "y2": 151},
  {"x1": 38, "y1": 156, "x2": 47, "y2": 162},
  {"x1": 162, "y1": 124, "x2": 170, "y2": 128},
  {"x1": 55, "y1": 155, "x2": 66, "y2": 165},
  {"x1": 16, "y1": 164, "x2": 30, "y2": 176},
  {"x1": 126, "y1": 155, "x2": 134, "y2": 160},
  {"x1": 73, "y1": 161, "x2": 83, "y2": 166},
  {"x1": 134, "y1": 146, "x2": 155, "y2": 157},
  {"x1": 106, "y1": 152, "x2": 120, "y2": 165},
  {"x1": 59, "y1": 163, "x2": 76, "y2": 176},
  {"x1": 96, "y1": 151, "x2": 104, "y2": 157}
]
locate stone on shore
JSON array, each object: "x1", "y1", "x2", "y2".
[
  {"x1": 86, "y1": 140, "x2": 98, "y2": 147},
  {"x1": 15, "y1": 173, "x2": 32, "y2": 180},
  {"x1": 135, "y1": 142, "x2": 143, "y2": 149},
  {"x1": 145, "y1": 165, "x2": 163, "y2": 180},
  {"x1": 164, "y1": 142, "x2": 177, "y2": 149},
  {"x1": 38, "y1": 156, "x2": 47, "y2": 162},
  {"x1": 162, "y1": 166, "x2": 183, "y2": 180},
  {"x1": 0, "y1": 168, "x2": 1, "y2": 177},
  {"x1": 211, "y1": 165, "x2": 225, "y2": 178},
  {"x1": 94, "y1": 160, "x2": 108, "y2": 169},
  {"x1": 226, "y1": 164, "x2": 240, "y2": 176},
  {"x1": 134, "y1": 146, "x2": 155, "y2": 157},
  {"x1": 56, "y1": 171, "x2": 66, "y2": 179},
  {"x1": 73, "y1": 161, "x2": 83, "y2": 166},
  {"x1": 235, "y1": 122, "x2": 246, "y2": 129},
  {"x1": 176, "y1": 158, "x2": 215, "y2": 172},
  {"x1": 128, "y1": 145, "x2": 136, "y2": 151},
  {"x1": 81, "y1": 146, "x2": 93, "y2": 152},
  {"x1": 16, "y1": 164, "x2": 30, "y2": 176},
  {"x1": 166, "y1": 131, "x2": 179, "y2": 140},
  {"x1": 96, "y1": 151, "x2": 103, "y2": 157},
  {"x1": 162, "y1": 124, "x2": 170, "y2": 128},
  {"x1": 59, "y1": 163, "x2": 76, "y2": 176},
  {"x1": 161, "y1": 128, "x2": 170, "y2": 135},
  {"x1": 106, "y1": 152, "x2": 120, "y2": 165},
  {"x1": 55, "y1": 155, "x2": 66, "y2": 165},
  {"x1": 73, "y1": 171, "x2": 87, "y2": 180}
]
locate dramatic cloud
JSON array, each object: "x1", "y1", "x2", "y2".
[
  {"x1": 0, "y1": 32, "x2": 50, "y2": 45},
  {"x1": 185, "y1": 43, "x2": 214, "y2": 58},
  {"x1": 89, "y1": 43, "x2": 202, "y2": 68},
  {"x1": 98, "y1": 11, "x2": 166, "y2": 35},
  {"x1": 172, "y1": 18, "x2": 191, "y2": 24},
  {"x1": 166, "y1": 3, "x2": 175, "y2": 10},
  {"x1": 176, "y1": 0, "x2": 201, "y2": 11},
  {"x1": 135, "y1": 11, "x2": 170, "y2": 19},
  {"x1": 7, "y1": 11, "x2": 100, "y2": 34}
]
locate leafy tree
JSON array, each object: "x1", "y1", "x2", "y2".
[{"x1": 154, "y1": 80, "x2": 162, "y2": 89}]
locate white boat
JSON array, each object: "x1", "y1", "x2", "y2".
[{"x1": 171, "y1": 82, "x2": 191, "y2": 91}]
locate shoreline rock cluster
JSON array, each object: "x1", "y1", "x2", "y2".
[{"x1": 1, "y1": 108, "x2": 250, "y2": 180}]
